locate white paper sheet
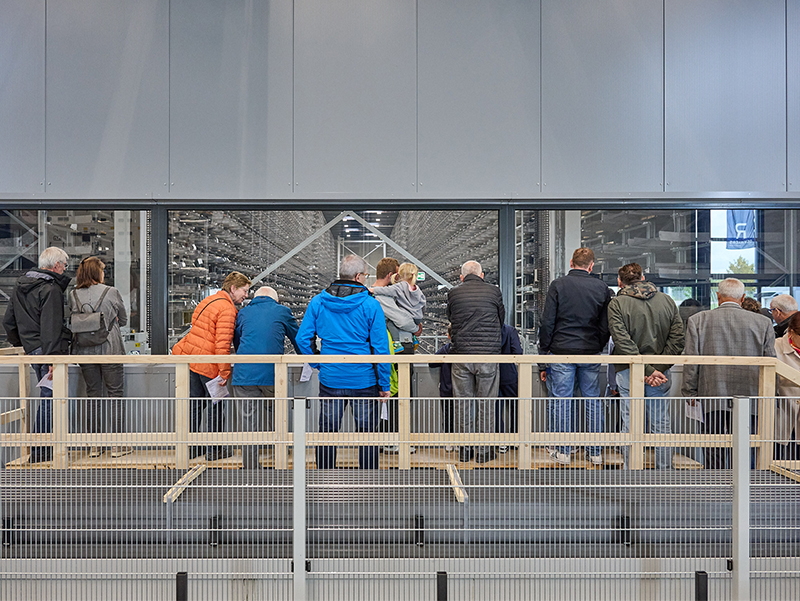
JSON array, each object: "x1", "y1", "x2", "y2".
[
  {"x1": 686, "y1": 400, "x2": 704, "y2": 424},
  {"x1": 380, "y1": 401, "x2": 389, "y2": 421},
  {"x1": 300, "y1": 363, "x2": 314, "y2": 383},
  {"x1": 205, "y1": 375, "x2": 229, "y2": 401},
  {"x1": 36, "y1": 373, "x2": 53, "y2": 390}
]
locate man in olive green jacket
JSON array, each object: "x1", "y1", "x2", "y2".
[{"x1": 608, "y1": 263, "x2": 685, "y2": 469}]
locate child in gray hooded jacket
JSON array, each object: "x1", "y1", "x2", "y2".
[{"x1": 371, "y1": 262, "x2": 426, "y2": 329}]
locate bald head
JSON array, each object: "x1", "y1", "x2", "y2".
[
  {"x1": 254, "y1": 286, "x2": 279, "y2": 302},
  {"x1": 461, "y1": 261, "x2": 483, "y2": 279}
]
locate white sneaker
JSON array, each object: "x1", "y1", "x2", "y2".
[
  {"x1": 88, "y1": 447, "x2": 102, "y2": 458},
  {"x1": 112, "y1": 446, "x2": 134, "y2": 458},
  {"x1": 549, "y1": 449, "x2": 571, "y2": 464},
  {"x1": 383, "y1": 445, "x2": 400, "y2": 453},
  {"x1": 444, "y1": 445, "x2": 454, "y2": 452},
  {"x1": 409, "y1": 446, "x2": 416, "y2": 454},
  {"x1": 589, "y1": 454, "x2": 602, "y2": 466},
  {"x1": 498, "y1": 445, "x2": 508, "y2": 454}
]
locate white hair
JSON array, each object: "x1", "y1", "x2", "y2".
[
  {"x1": 255, "y1": 286, "x2": 278, "y2": 301},
  {"x1": 339, "y1": 255, "x2": 368, "y2": 281},
  {"x1": 39, "y1": 247, "x2": 69, "y2": 270},
  {"x1": 770, "y1": 293, "x2": 798, "y2": 313},
  {"x1": 718, "y1": 278, "x2": 745, "y2": 300},
  {"x1": 461, "y1": 260, "x2": 482, "y2": 277}
]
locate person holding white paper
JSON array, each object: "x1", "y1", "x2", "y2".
[{"x1": 172, "y1": 271, "x2": 250, "y2": 462}]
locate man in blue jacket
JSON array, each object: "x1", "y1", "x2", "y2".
[
  {"x1": 297, "y1": 255, "x2": 391, "y2": 469},
  {"x1": 232, "y1": 286, "x2": 300, "y2": 469}
]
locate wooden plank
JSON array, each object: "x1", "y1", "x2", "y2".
[
  {"x1": 18, "y1": 363, "x2": 29, "y2": 459},
  {"x1": 51, "y1": 363, "x2": 68, "y2": 469},
  {"x1": 0, "y1": 408, "x2": 24, "y2": 426},
  {"x1": 398, "y1": 363, "x2": 411, "y2": 470},
  {"x1": 770, "y1": 463, "x2": 800, "y2": 484},
  {"x1": 445, "y1": 464, "x2": 468, "y2": 503},
  {"x1": 628, "y1": 363, "x2": 646, "y2": 470},
  {"x1": 274, "y1": 363, "x2": 289, "y2": 470},
  {"x1": 174, "y1": 363, "x2": 190, "y2": 470},
  {"x1": 776, "y1": 361, "x2": 800, "y2": 387},
  {"x1": 163, "y1": 464, "x2": 207, "y2": 503},
  {"x1": 758, "y1": 364, "x2": 777, "y2": 470},
  {"x1": 518, "y1": 364, "x2": 533, "y2": 470}
]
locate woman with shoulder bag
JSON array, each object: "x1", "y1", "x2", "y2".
[{"x1": 70, "y1": 256, "x2": 130, "y2": 458}]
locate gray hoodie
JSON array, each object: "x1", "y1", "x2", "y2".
[{"x1": 371, "y1": 281, "x2": 426, "y2": 325}]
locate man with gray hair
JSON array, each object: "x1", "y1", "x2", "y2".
[
  {"x1": 770, "y1": 293, "x2": 799, "y2": 338},
  {"x1": 297, "y1": 255, "x2": 391, "y2": 469},
  {"x1": 3, "y1": 246, "x2": 72, "y2": 463},
  {"x1": 446, "y1": 260, "x2": 505, "y2": 463},
  {"x1": 232, "y1": 286, "x2": 300, "y2": 468},
  {"x1": 682, "y1": 277, "x2": 776, "y2": 469}
]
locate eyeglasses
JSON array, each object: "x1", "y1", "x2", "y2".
[{"x1": 771, "y1": 307, "x2": 779, "y2": 314}]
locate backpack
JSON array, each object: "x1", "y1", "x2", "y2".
[{"x1": 70, "y1": 286, "x2": 112, "y2": 347}]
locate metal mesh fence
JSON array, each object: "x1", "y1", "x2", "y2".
[{"x1": 1, "y1": 389, "x2": 800, "y2": 600}]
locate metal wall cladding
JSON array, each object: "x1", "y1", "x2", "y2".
[
  {"x1": 541, "y1": 0, "x2": 664, "y2": 195},
  {"x1": 293, "y1": 0, "x2": 417, "y2": 197},
  {"x1": 45, "y1": 0, "x2": 169, "y2": 197},
  {"x1": 168, "y1": 0, "x2": 293, "y2": 199},
  {"x1": 665, "y1": 0, "x2": 786, "y2": 193},
  {"x1": 789, "y1": 0, "x2": 800, "y2": 192},
  {"x1": 417, "y1": 0, "x2": 540, "y2": 198},
  {"x1": 0, "y1": 0, "x2": 45, "y2": 194}
]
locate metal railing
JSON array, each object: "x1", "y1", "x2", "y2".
[{"x1": 1, "y1": 352, "x2": 800, "y2": 600}]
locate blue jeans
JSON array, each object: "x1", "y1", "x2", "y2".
[
  {"x1": 616, "y1": 368, "x2": 672, "y2": 470},
  {"x1": 317, "y1": 383, "x2": 380, "y2": 469},
  {"x1": 547, "y1": 361, "x2": 603, "y2": 457},
  {"x1": 32, "y1": 362, "x2": 53, "y2": 435}
]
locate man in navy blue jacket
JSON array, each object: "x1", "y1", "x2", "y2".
[
  {"x1": 297, "y1": 255, "x2": 391, "y2": 469},
  {"x1": 232, "y1": 286, "x2": 300, "y2": 469}
]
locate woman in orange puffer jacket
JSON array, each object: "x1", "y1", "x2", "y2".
[{"x1": 173, "y1": 271, "x2": 251, "y2": 461}]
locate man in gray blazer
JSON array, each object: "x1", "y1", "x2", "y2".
[{"x1": 682, "y1": 278, "x2": 776, "y2": 469}]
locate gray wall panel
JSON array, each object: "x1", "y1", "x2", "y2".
[
  {"x1": 418, "y1": 0, "x2": 540, "y2": 198},
  {"x1": 789, "y1": 0, "x2": 800, "y2": 191},
  {"x1": 169, "y1": 0, "x2": 293, "y2": 199},
  {"x1": 294, "y1": 0, "x2": 416, "y2": 196},
  {"x1": 0, "y1": 1, "x2": 45, "y2": 194},
  {"x1": 45, "y1": 0, "x2": 169, "y2": 197},
  {"x1": 541, "y1": 0, "x2": 663, "y2": 194},
  {"x1": 665, "y1": 0, "x2": 786, "y2": 192}
]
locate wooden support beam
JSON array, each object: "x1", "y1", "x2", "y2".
[
  {"x1": 398, "y1": 362, "x2": 412, "y2": 470},
  {"x1": 163, "y1": 464, "x2": 207, "y2": 503},
  {"x1": 518, "y1": 363, "x2": 533, "y2": 470},
  {"x1": 274, "y1": 363, "x2": 289, "y2": 470},
  {"x1": 18, "y1": 363, "x2": 29, "y2": 459},
  {"x1": 174, "y1": 363, "x2": 190, "y2": 470},
  {"x1": 758, "y1": 364, "x2": 777, "y2": 470},
  {"x1": 52, "y1": 363, "x2": 68, "y2": 469},
  {"x1": 628, "y1": 362, "x2": 646, "y2": 470},
  {"x1": 445, "y1": 464, "x2": 468, "y2": 503}
]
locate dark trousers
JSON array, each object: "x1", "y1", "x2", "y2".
[
  {"x1": 30, "y1": 360, "x2": 53, "y2": 461},
  {"x1": 316, "y1": 383, "x2": 379, "y2": 469},
  {"x1": 703, "y1": 410, "x2": 758, "y2": 469},
  {"x1": 80, "y1": 363, "x2": 125, "y2": 438},
  {"x1": 189, "y1": 371, "x2": 225, "y2": 456}
]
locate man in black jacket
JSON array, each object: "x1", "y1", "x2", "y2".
[
  {"x1": 446, "y1": 260, "x2": 505, "y2": 464},
  {"x1": 539, "y1": 248, "x2": 612, "y2": 465},
  {"x1": 3, "y1": 246, "x2": 72, "y2": 464}
]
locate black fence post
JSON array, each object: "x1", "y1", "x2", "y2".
[
  {"x1": 695, "y1": 570, "x2": 708, "y2": 601},
  {"x1": 437, "y1": 571, "x2": 448, "y2": 601},
  {"x1": 176, "y1": 572, "x2": 188, "y2": 601}
]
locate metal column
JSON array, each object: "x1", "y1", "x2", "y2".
[
  {"x1": 498, "y1": 204, "x2": 515, "y2": 325},
  {"x1": 732, "y1": 395, "x2": 751, "y2": 601},
  {"x1": 150, "y1": 206, "x2": 169, "y2": 355},
  {"x1": 293, "y1": 398, "x2": 307, "y2": 601}
]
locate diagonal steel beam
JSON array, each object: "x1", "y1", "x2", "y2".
[
  {"x1": 345, "y1": 211, "x2": 453, "y2": 289},
  {"x1": 250, "y1": 211, "x2": 350, "y2": 285}
]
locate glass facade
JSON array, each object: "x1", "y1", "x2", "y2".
[{"x1": 1, "y1": 207, "x2": 798, "y2": 354}]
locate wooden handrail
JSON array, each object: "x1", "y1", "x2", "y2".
[{"x1": 4, "y1": 353, "x2": 800, "y2": 471}]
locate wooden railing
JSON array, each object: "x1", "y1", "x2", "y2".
[{"x1": 1, "y1": 353, "x2": 799, "y2": 472}]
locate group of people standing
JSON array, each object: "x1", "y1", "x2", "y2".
[
  {"x1": 539, "y1": 247, "x2": 800, "y2": 470},
  {"x1": 5, "y1": 246, "x2": 799, "y2": 470},
  {"x1": 4, "y1": 247, "x2": 129, "y2": 462}
]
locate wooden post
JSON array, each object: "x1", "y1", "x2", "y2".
[
  {"x1": 274, "y1": 362, "x2": 289, "y2": 470},
  {"x1": 52, "y1": 363, "x2": 68, "y2": 469},
  {"x1": 757, "y1": 364, "x2": 776, "y2": 470},
  {"x1": 629, "y1": 362, "x2": 646, "y2": 470},
  {"x1": 518, "y1": 363, "x2": 533, "y2": 470},
  {"x1": 18, "y1": 363, "x2": 29, "y2": 458},
  {"x1": 398, "y1": 362, "x2": 412, "y2": 470},
  {"x1": 175, "y1": 363, "x2": 190, "y2": 470}
]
